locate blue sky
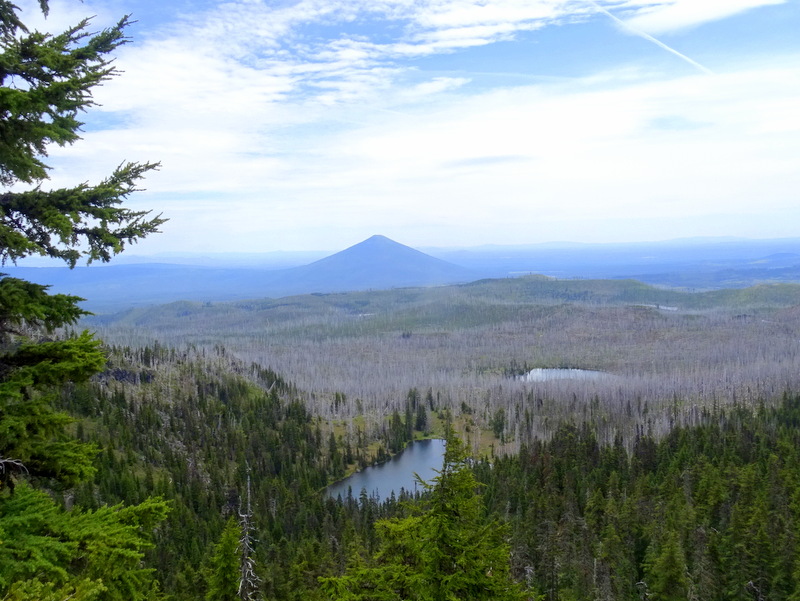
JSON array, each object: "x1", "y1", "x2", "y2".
[{"x1": 17, "y1": 0, "x2": 800, "y2": 253}]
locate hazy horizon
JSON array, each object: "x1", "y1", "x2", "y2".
[{"x1": 10, "y1": 233, "x2": 800, "y2": 270}]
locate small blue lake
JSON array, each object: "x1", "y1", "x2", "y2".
[{"x1": 326, "y1": 438, "x2": 446, "y2": 503}]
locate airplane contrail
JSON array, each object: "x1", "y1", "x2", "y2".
[{"x1": 589, "y1": 1, "x2": 713, "y2": 75}]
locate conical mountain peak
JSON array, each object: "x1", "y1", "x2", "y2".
[{"x1": 290, "y1": 235, "x2": 474, "y2": 291}]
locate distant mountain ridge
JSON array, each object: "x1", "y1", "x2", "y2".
[
  {"x1": 3, "y1": 235, "x2": 800, "y2": 313},
  {"x1": 0, "y1": 235, "x2": 477, "y2": 311}
]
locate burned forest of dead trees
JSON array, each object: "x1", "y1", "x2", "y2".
[{"x1": 86, "y1": 277, "x2": 800, "y2": 451}]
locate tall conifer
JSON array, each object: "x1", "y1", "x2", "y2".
[
  {"x1": 0, "y1": 0, "x2": 163, "y2": 492},
  {"x1": 206, "y1": 518, "x2": 242, "y2": 601}
]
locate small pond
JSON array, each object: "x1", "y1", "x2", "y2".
[
  {"x1": 520, "y1": 368, "x2": 614, "y2": 382},
  {"x1": 326, "y1": 438, "x2": 446, "y2": 503}
]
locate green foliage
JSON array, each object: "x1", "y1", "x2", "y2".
[
  {"x1": 0, "y1": 482, "x2": 169, "y2": 600},
  {"x1": 491, "y1": 407, "x2": 506, "y2": 439},
  {"x1": 1, "y1": 577, "x2": 106, "y2": 601},
  {"x1": 59, "y1": 339, "x2": 800, "y2": 601},
  {"x1": 0, "y1": 0, "x2": 120, "y2": 185},
  {"x1": 0, "y1": 162, "x2": 164, "y2": 266},
  {"x1": 644, "y1": 532, "x2": 689, "y2": 601},
  {"x1": 62, "y1": 345, "x2": 351, "y2": 600},
  {"x1": 472, "y1": 397, "x2": 800, "y2": 601},
  {"x1": 0, "y1": 277, "x2": 85, "y2": 334},
  {"x1": 421, "y1": 434, "x2": 524, "y2": 601},
  {"x1": 0, "y1": 283, "x2": 101, "y2": 490},
  {"x1": 205, "y1": 518, "x2": 242, "y2": 601}
]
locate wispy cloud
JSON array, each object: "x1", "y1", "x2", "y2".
[
  {"x1": 623, "y1": 0, "x2": 788, "y2": 34},
  {"x1": 444, "y1": 155, "x2": 534, "y2": 169},
  {"x1": 589, "y1": 1, "x2": 713, "y2": 74}
]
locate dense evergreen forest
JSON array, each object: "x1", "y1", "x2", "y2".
[{"x1": 482, "y1": 397, "x2": 800, "y2": 601}]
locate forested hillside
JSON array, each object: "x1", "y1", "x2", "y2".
[
  {"x1": 53, "y1": 345, "x2": 800, "y2": 600},
  {"x1": 57, "y1": 345, "x2": 428, "y2": 599},
  {"x1": 9, "y1": 255, "x2": 800, "y2": 598},
  {"x1": 479, "y1": 396, "x2": 800, "y2": 601}
]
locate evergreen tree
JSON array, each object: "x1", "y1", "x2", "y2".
[
  {"x1": 644, "y1": 531, "x2": 690, "y2": 601},
  {"x1": 206, "y1": 518, "x2": 242, "y2": 601},
  {"x1": 0, "y1": 0, "x2": 163, "y2": 491},
  {"x1": 0, "y1": 1, "x2": 167, "y2": 597},
  {"x1": 0, "y1": 482, "x2": 169, "y2": 601},
  {"x1": 421, "y1": 432, "x2": 523, "y2": 601},
  {"x1": 0, "y1": 1, "x2": 163, "y2": 265}
]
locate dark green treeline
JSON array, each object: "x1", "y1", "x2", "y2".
[{"x1": 478, "y1": 395, "x2": 800, "y2": 600}]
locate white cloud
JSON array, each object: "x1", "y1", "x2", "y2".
[
  {"x1": 411, "y1": 0, "x2": 575, "y2": 28},
  {"x1": 248, "y1": 57, "x2": 800, "y2": 247},
  {"x1": 624, "y1": 0, "x2": 787, "y2": 34},
  {"x1": 400, "y1": 77, "x2": 472, "y2": 101}
]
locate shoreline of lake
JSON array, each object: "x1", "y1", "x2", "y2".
[
  {"x1": 326, "y1": 438, "x2": 446, "y2": 503},
  {"x1": 519, "y1": 367, "x2": 616, "y2": 382}
]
